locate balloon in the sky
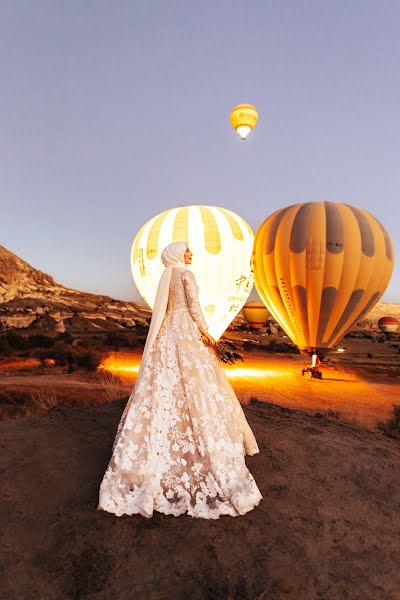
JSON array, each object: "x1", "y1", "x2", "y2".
[
  {"x1": 378, "y1": 316, "x2": 399, "y2": 333},
  {"x1": 230, "y1": 104, "x2": 258, "y2": 140},
  {"x1": 253, "y1": 202, "x2": 394, "y2": 355},
  {"x1": 242, "y1": 300, "x2": 270, "y2": 331},
  {"x1": 131, "y1": 206, "x2": 254, "y2": 339}
]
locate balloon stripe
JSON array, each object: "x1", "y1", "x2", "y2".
[
  {"x1": 375, "y1": 218, "x2": 393, "y2": 261},
  {"x1": 325, "y1": 202, "x2": 344, "y2": 254},
  {"x1": 326, "y1": 289, "x2": 364, "y2": 345},
  {"x1": 264, "y1": 207, "x2": 291, "y2": 254},
  {"x1": 200, "y1": 206, "x2": 221, "y2": 254},
  {"x1": 147, "y1": 211, "x2": 168, "y2": 260},
  {"x1": 173, "y1": 206, "x2": 189, "y2": 243},
  {"x1": 306, "y1": 202, "x2": 326, "y2": 348},
  {"x1": 219, "y1": 207, "x2": 244, "y2": 241},
  {"x1": 276, "y1": 205, "x2": 305, "y2": 344},
  {"x1": 318, "y1": 287, "x2": 337, "y2": 344},
  {"x1": 132, "y1": 223, "x2": 146, "y2": 264},
  {"x1": 292, "y1": 285, "x2": 309, "y2": 346},
  {"x1": 322, "y1": 204, "x2": 361, "y2": 342},
  {"x1": 346, "y1": 205, "x2": 375, "y2": 257},
  {"x1": 290, "y1": 202, "x2": 313, "y2": 253}
]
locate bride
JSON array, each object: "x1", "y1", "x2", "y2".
[{"x1": 97, "y1": 241, "x2": 263, "y2": 519}]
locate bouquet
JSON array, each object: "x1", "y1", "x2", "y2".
[{"x1": 201, "y1": 334, "x2": 244, "y2": 366}]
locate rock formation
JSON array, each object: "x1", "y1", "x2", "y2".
[{"x1": 0, "y1": 245, "x2": 151, "y2": 333}]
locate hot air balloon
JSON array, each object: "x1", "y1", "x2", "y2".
[
  {"x1": 230, "y1": 104, "x2": 258, "y2": 140},
  {"x1": 253, "y1": 202, "x2": 394, "y2": 357},
  {"x1": 378, "y1": 316, "x2": 399, "y2": 334},
  {"x1": 131, "y1": 206, "x2": 254, "y2": 339},
  {"x1": 242, "y1": 300, "x2": 270, "y2": 331}
]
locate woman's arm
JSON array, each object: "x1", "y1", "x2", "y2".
[{"x1": 182, "y1": 270, "x2": 209, "y2": 334}]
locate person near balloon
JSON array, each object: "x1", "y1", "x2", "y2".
[{"x1": 97, "y1": 241, "x2": 263, "y2": 519}]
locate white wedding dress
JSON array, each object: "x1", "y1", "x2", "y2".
[{"x1": 97, "y1": 268, "x2": 263, "y2": 519}]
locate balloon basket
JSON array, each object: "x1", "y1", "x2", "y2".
[{"x1": 301, "y1": 366, "x2": 323, "y2": 380}]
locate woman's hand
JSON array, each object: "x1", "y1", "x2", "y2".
[{"x1": 202, "y1": 332, "x2": 217, "y2": 346}]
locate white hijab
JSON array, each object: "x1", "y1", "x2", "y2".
[{"x1": 137, "y1": 241, "x2": 187, "y2": 378}]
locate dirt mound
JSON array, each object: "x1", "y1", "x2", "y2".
[{"x1": 1, "y1": 398, "x2": 400, "y2": 599}]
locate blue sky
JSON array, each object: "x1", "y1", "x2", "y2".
[{"x1": 1, "y1": 0, "x2": 399, "y2": 302}]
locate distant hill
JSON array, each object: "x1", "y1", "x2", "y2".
[
  {"x1": 366, "y1": 302, "x2": 400, "y2": 322},
  {"x1": 0, "y1": 245, "x2": 151, "y2": 334},
  {"x1": 0, "y1": 244, "x2": 398, "y2": 334}
]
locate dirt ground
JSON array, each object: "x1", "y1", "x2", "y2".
[
  {"x1": 3, "y1": 349, "x2": 398, "y2": 428},
  {"x1": 1, "y1": 397, "x2": 400, "y2": 599}
]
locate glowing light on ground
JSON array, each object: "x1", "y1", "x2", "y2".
[
  {"x1": 224, "y1": 367, "x2": 278, "y2": 379},
  {"x1": 99, "y1": 355, "x2": 280, "y2": 380},
  {"x1": 99, "y1": 356, "x2": 140, "y2": 375}
]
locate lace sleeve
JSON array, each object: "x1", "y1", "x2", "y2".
[{"x1": 182, "y1": 270, "x2": 209, "y2": 333}]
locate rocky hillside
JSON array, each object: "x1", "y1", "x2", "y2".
[
  {"x1": 0, "y1": 245, "x2": 151, "y2": 334},
  {"x1": 0, "y1": 244, "x2": 398, "y2": 335}
]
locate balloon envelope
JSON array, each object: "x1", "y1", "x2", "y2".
[
  {"x1": 131, "y1": 206, "x2": 254, "y2": 339},
  {"x1": 242, "y1": 300, "x2": 270, "y2": 330},
  {"x1": 378, "y1": 316, "x2": 399, "y2": 333},
  {"x1": 253, "y1": 201, "x2": 394, "y2": 354},
  {"x1": 230, "y1": 104, "x2": 258, "y2": 140}
]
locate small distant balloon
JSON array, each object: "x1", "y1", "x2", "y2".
[
  {"x1": 378, "y1": 316, "x2": 399, "y2": 333},
  {"x1": 242, "y1": 300, "x2": 269, "y2": 331},
  {"x1": 230, "y1": 104, "x2": 258, "y2": 140}
]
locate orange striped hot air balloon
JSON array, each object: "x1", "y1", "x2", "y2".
[
  {"x1": 242, "y1": 300, "x2": 270, "y2": 330},
  {"x1": 253, "y1": 202, "x2": 394, "y2": 355},
  {"x1": 131, "y1": 206, "x2": 254, "y2": 339}
]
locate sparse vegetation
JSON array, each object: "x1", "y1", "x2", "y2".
[
  {"x1": 377, "y1": 405, "x2": 400, "y2": 440},
  {"x1": 27, "y1": 334, "x2": 55, "y2": 349},
  {"x1": 0, "y1": 389, "x2": 58, "y2": 418},
  {"x1": 74, "y1": 350, "x2": 101, "y2": 371},
  {"x1": 96, "y1": 370, "x2": 126, "y2": 401},
  {"x1": 0, "y1": 336, "x2": 12, "y2": 355},
  {"x1": 31, "y1": 388, "x2": 58, "y2": 409},
  {"x1": 313, "y1": 409, "x2": 341, "y2": 421},
  {"x1": 3, "y1": 331, "x2": 29, "y2": 350}
]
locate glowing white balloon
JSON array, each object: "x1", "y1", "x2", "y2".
[{"x1": 131, "y1": 205, "x2": 254, "y2": 339}]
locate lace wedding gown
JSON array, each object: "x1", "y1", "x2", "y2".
[{"x1": 97, "y1": 268, "x2": 263, "y2": 519}]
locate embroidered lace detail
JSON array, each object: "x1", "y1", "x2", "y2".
[{"x1": 97, "y1": 268, "x2": 263, "y2": 519}]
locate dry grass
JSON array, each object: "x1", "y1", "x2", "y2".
[
  {"x1": 31, "y1": 388, "x2": 58, "y2": 409},
  {"x1": 96, "y1": 369, "x2": 126, "y2": 401}
]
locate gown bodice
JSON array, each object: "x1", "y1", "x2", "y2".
[{"x1": 165, "y1": 268, "x2": 209, "y2": 333}]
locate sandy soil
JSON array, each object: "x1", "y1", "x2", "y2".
[{"x1": 1, "y1": 398, "x2": 400, "y2": 599}]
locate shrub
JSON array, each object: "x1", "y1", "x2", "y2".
[
  {"x1": 104, "y1": 332, "x2": 131, "y2": 347},
  {"x1": 57, "y1": 331, "x2": 73, "y2": 343},
  {"x1": 377, "y1": 405, "x2": 400, "y2": 440},
  {"x1": 32, "y1": 348, "x2": 49, "y2": 365},
  {"x1": 75, "y1": 350, "x2": 101, "y2": 371},
  {"x1": 0, "y1": 390, "x2": 34, "y2": 406},
  {"x1": 5, "y1": 331, "x2": 28, "y2": 350},
  {"x1": 27, "y1": 334, "x2": 55, "y2": 349},
  {"x1": 0, "y1": 336, "x2": 12, "y2": 355}
]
